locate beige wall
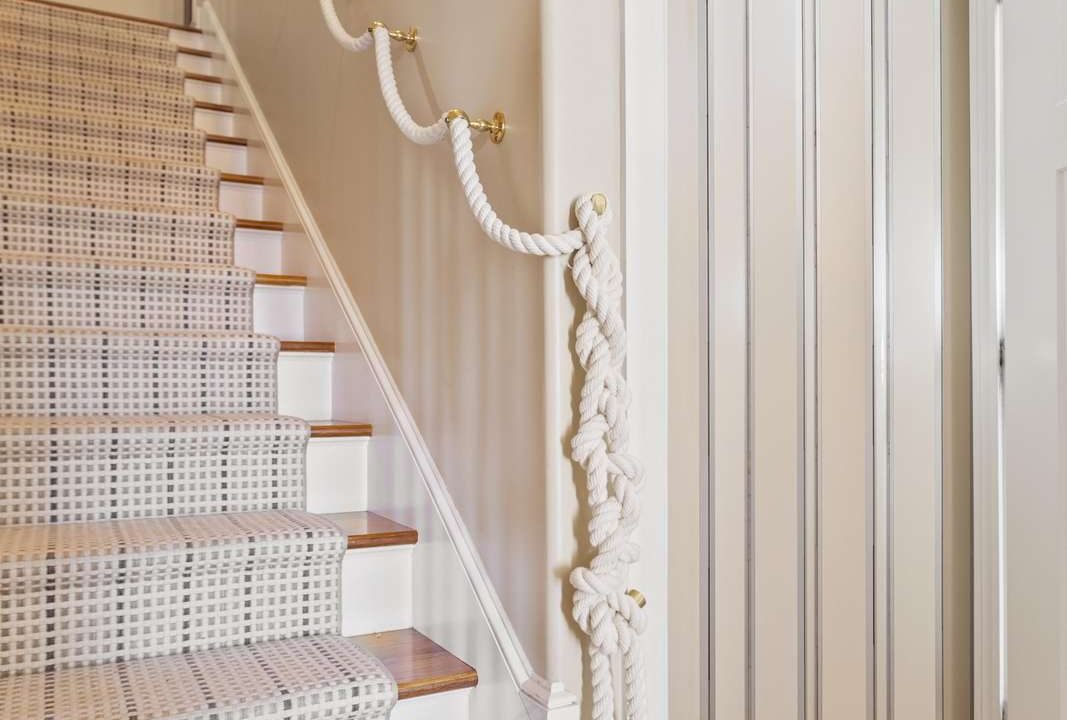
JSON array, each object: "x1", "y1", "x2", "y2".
[
  {"x1": 667, "y1": 0, "x2": 703, "y2": 717},
  {"x1": 64, "y1": 0, "x2": 185, "y2": 24},
  {"x1": 208, "y1": 0, "x2": 552, "y2": 670}
]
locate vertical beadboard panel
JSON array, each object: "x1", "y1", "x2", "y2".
[
  {"x1": 886, "y1": 0, "x2": 944, "y2": 718},
  {"x1": 709, "y1": 0, "x2": 751, "y2": 715},
  {"x1": 748, "y1": 1, "x2": 805, "y2": 718},
  {"x1": 816, "y1": 0, "x2": 875, "y2": 717}
]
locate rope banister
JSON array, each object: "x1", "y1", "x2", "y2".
[{"x1": 318, "y1": 3, "x2": 647, "y2": 718}]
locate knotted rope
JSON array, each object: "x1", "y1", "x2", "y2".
[{"x1": 320, "y1": 3, "x2": 647, "y2": 717}]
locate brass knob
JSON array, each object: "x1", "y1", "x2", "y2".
[{"x1": 591, "y1": 193, "x2": 608, "y2": 216}]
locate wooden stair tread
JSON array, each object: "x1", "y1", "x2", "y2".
[
  {"x1": 206, "y1": 134, "x2": 247, "y2": 146},
  {"x1": 354, "y1": 629, "x2": 478, "y2": 700},
  {"x1": 177, "y1": 46, "x2": 215, "y2": 58},
  {"x1": 310, "y1": 421, "x2": 373, "y2": 438},
  {"x1": 255, "y1": 273, "x2": 306, "y2": 287},
  {"x1": 194, "y1": 101, "x2": 234, "y2": 114},
  {"x1": 24, "y1": 0, "x2": 202, "y2": 32},
  {"x1": 185, "y1": 72, "x2": 223, "y2": 84},
  {"x1": 220, "y1": 172, "x2": 266, "y2": 186},
  {"x1": 236, "y1": 218, "x2": 284, "y2": 232},
  {"x1": 321, "y1": 511, "x2": 418, "y2": 550},
  {"x1": 279, "y1": 340, "x2": 334, "y2": 353}
]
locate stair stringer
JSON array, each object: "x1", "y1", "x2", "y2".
[{"x1": 194, "y1": 3, "x2": 579, "y2": 719}]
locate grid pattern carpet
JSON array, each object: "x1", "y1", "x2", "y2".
[{"x1": 0, "y1": 3, "x2": 398, "y2": 717}]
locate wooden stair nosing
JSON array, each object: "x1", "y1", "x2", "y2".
[
  {"x1": 185, "y1": 72, "x2": 224, "y2": 85},
  {"x1": 177, "y1": 46, "x2": 215, "y2": 58},
  {"x1": 220, "y1": 172, "x2": 266, "y2": 186},
  {"x1": 279, "y1": 340, "x2": 335, "y2": 353},
  {"x1": 23, "y1": 0, "x2": 202, "y2": 33},
  {"x1": 255, "y1": 273, "x2": 306, "y2": 287},
  {"x1": 206, "y1": 134, "x2": 248, "y2": 147},
  {"x1": 354, "y1": 629, "x2": 478, "y2": 701},
  {"x1": 236, "y1": 218, "x2": 284, "y2": 232},
  {"x1": 310, "y1": 421, "x2": 373, "y2": 439},
  {"x1": 321, "y1": 511, "x2": 418, "y2": 550},
  {"x1": 194, "y1": 101, "x2": 235, "y2": 114}
]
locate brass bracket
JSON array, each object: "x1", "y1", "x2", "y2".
[
  {"x1": 627, "y1": 588, "x2": 647, "y2": 609},
  {"x1": 368, "y1": 21, "x2": 418, "y2": 52},
  {"x1": 445, "y1": 109, "x2": 507, "y2": 145}
]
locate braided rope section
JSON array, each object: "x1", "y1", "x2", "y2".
[{"x1": 320, "y1": 2, "x2": 647, "y2": 717}]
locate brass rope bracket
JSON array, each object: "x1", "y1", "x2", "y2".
[
  {"x1": 445, "y1": 109, "x2": 507, "y2": 145},
  {"x1": 368, "y1": 21, "x2": 418, "y2": 52}
]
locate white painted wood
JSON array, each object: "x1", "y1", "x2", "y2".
[
  {"x1": 235, "y1": 227, "x2": 283, "y2": 273},
  {"x1": 176, "y1": 51, "x2": 223, "y2": 76},
  {"x1": 622, "y1": 0, "x2": 670, "y2": 716},
  {"x1": 306, "y1": 437, "x2": 369, "y2": 514},
  {"x1": 193, "y1": 107, "x2": 234, "y2": 136},
  {"x1": 746, "y1": 2, "x2": 804, "y2": 718},
  {"x1": 205, "y1": 140, "x2": 247, "y2": 175},
  {"x1": 169, "y1": 28, "x2": 218, "y2": 52},
  {"x1": 278, "y1": 351, "x2": 332, "y2": 420},
  {"x1": 818, "y1": 1, "x2": 876, "y2": 717},
  {"x1": 340, "y1": 546, "x2": 413, "y2": 637},
  {"x1": 219, "y1": 180, "x2": 263, "y2": 219},
  {"x1": 253, "y1": 285, "x2": 304, "y2": 339},
  {"x1": 1000, "y1": 0, "x2": 1067, "y2": 716},
  {"x1": 707, "y1": 0, "x2": 750, "y2": 715},
  {"x1": 885, "y1": 3, "x2": 944, "y2": 717},
  {"x1": 390, "y1": 689, "x2": 471, "y2": 720},
  {"x1": 184, "y1": 78, "x2": 222, "y2": 104}
]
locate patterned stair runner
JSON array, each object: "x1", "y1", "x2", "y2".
[{"x1": 0, "y1": 3, "x2": 399, "y2": 717}]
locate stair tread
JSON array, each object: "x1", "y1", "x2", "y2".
[
  {"x1": 207, "y1": 133, "x2": 248, "y2": 146},
  {"x1": 236, "y1": 217, "x2": 283, "y2": 231},
  {"x1": 0, "y1": 635, "x2": 397, "y2": 719},
  {"x1": 257, "y1": 272, "x2": 307, "y2": 286},
  {"x1": 280, "y1": 340, "x2": 335, "y2": 353},
  {"x1": 221, "y1": 171, "x2": 266, "y2": 185},
  {"x1": 355, "y1": 628, "x2": 479, "y2": 700},
  {"x1": 185, "y1": 72, "x2": 223, "y2": 84},
  {"x1": 322, "y1": 511, "x2": 418, "y2": 549},
  {"x1": 310, "y1": 420, "x2": 374, "y2": 438},
  {"x1": 194, "y1": 99, "x2": 234, "y2": 113},
  {"x1": 15, "y1": 0, "x2": 204, "y2": 33},
  {"x1": 0, "y1": 249, "x2": 252, "y2": 277},
  {"x1": 0, "y1": 509, "x2": 340, "y2": 564},
  {"x1": 177, "y1": 45, "x2": 214, "y2": 57}
]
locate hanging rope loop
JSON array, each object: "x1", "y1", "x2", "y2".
[{"x1": 319, "y1": 3, "x2": 648, "y2": 717}]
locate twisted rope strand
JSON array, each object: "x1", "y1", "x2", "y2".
[{"x1": 319, "y1": 3, "x2": 646, "y2": 717}]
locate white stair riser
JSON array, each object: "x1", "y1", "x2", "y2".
[
  {"x1": 194, "y1": 107, "x2": 234, "y2": 136},
  {"x1": 177, "y1": 52, "x2": 224, "y2": 76},
  {"x1": 254, "y1": 285, "x2": 304, "y2": 339},
  {"x1": 184, "y1": 78, "x2": 223, "y2": 104},
  {"x1": 391, "y1": 690, "x2": 472, "y2": 720},
  {"x1": 236, "y1": 227, "x2": 283, "y2": 273},
  {"x1": 340, "y1": 546, "x2": 413, "y2": 636},
  {"x1": 278, "y1": 351, "x2": 332, "y2": 419},
  {"x1": 307, "y1": 437, "x2": 369, "y2": 514},
  {"x1": 206, "y1": 140, "x2": 247, "y2": 174},
  {"x1": 220, "y1": 180, "x2": 263, "y2": 218},
  {"x1": 169, "y1": 29, "x2": 218, "y2": 53}
]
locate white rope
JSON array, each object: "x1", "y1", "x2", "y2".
[{"x1": 320, "y1": 3, "x2": 646, "y2": 717}]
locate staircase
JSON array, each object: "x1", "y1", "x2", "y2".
[{"x1": 0, "y1": 1, "x2": 477, "y2": 718}]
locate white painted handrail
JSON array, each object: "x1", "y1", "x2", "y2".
[{"x1": 319, "y1": 4, "x2": 647, "y2": 718}]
